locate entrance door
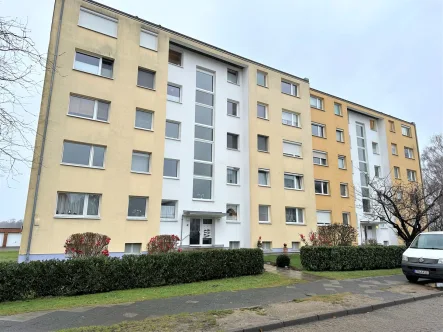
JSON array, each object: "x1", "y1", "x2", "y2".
[
  {"x1": 201, "y1": 219, "x2": 213, "y2": 245},
  {"x1": 190, "y1": 219, "x2": 200, "y2": 245},
  {"x1": 189, "y1": 218, "x2": 213, "y2": 246}
]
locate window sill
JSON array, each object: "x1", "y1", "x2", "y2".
[
  {"x1": 341, "y1": 196, "x2": 350, "y2": 198},
  {"x1": 227, "y1": 114, "x2": 240, "y2": 118},
  {"x1": 227, "y1": 148, "x2": 240, "y2": 152},
  {"x1": 135, "y1": 126, "x2": 154, "y2": 132},
  {"x1": 166, "y1": 137, "x2": 181, "y2": 141},
  {"x1": 337, "y1": 141, "x2": 345, "y2": 144},
  {"x1": 78, "y1": 25, "x2": 117, "y2": 39},
  {"x1": 60, "y1": 163, "x2": 105, "y2": 170},
  {"x1": 227, "y1": 81, "x2": 240, "y2": 86},
  {"x1": 259, "y1": 221, "x2": 271, "y2": 224},
  {"x1": 226, "y1": 183, "x2": 240, "y2": 186},
  {"x1": 168, "y1": 63, "x2": 183, "y2": 68},
  {"x1": 257, "y1": 116, "x2": 269, "y2": 121},
  {"x1": 339, "y1": 167, "x2": 347, "y2": 170},
  {"x1": 284, "y1": 187, "x2": 304, "y2": 191},
  {"x1": 312, "y1": 135, "x2": 327, "y2": 139},
  {"x1": 281, "y1": 92, "x2": 300, "y2": 98},
  {"x1": 314, "y1": 164, "x2": 329, "y2": 167},
  {"x1": 127, "y1": 217, "x2": 148, "y2": 221},
  {"x1": 258, "y1": 185, "x2": 271, "y2": 188},
  {"x1": 258, "y1": 150, "x2": 270, "y2": 153},
  {"x1": 67, "y1": 114, "x2": 110, "y2": 123},
  {"x1": 257, "y1": 84, "x2": 268, "y2": 88},
  {"x1": 137, "y1": 85, "x2": 156, "y2": 91},
  {"x1": 392, "y1": 154, "x2": 399, "y2": 156},
  {"x1": 192, "y1": 199, "x2": 214, "y2": 202},
  {"x1": 335, "y1": 114, "x2": 344, "y2": 117},
  {"x1": 140, "y1": 45, "x2": 158, "y2": 52},
  {"x1": 286, "y1": 223, "x2": 306, "y2": 226},
  {"x1": 167, "y1": 99, "x2": 182, "y2": 104},
  {"x1": 131, "y1": 171, "x2": 151, "y2": 175},
  {"x1": 283, "y1": 154, "x2": 302, "y2": 159},
  {"x1": 282, "y1": 123, "x2": 301, "y2": 129},
  {"x1": 163, "y1": 176, "x2": 179, "y2": 180},
  {"x1": 73, "y1": 68, "x2": 114, "y2": 80},
  {"x1": 226, "y1": 221, "x2": 241, "y2": 224},
  {"x1": 54, "y1": 215, "x2": 100, "y2": 220},
  {"x1": 161, "y1": 219, "x2": 178, "y2": 222},
  {"x1": 315, "y1": 193, "x2": 330, "y2": 196},
  {"x1": 373, "y1": 152, "x2": 380, "y2": 155},
  {"x1": 310, "y1": 106, "x2": 324, "y2": 111}
]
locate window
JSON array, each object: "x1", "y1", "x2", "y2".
[
  {"x1": 315, "y1": 180, "x2": 329, "y2": 195},
  {"x1": 391, "y1": 143, "x2": 398, "y2": 155},
  {"x1": 372, "y1": 142, "x2": 379, "y2": 154},
  {"x1": 259, "y1": 205, "x2": 270, "y2": 223},
  {"x1": 195, "y1": 105, "x2": 213, "y2": 126},
  {"x1": 257, "y1": 71, "x2": 267, "y2": 87},
  {"x1": 313, "y1": 151, "x2": 327, "y2": 166},
  {"x1": 310, "y1": 96, "x2": 323, "y2": 109},
  {"x1": 56, "y1": 192, "x2": 100, "y2": 217},
  {"x1": 394, "y1": 166, "x2": 401, "y2": 179},
  {"x1": 281, "y1": 81, "x2": 298, "y2": 96},
  {"x1": 62, "y1": 141, "x2": 105, "y2": 168},
  {"x1": 291, "y1": 242, "x2": 300, "y2": 250},
  {"x1": 227, "y1": 133, "x2": 239, "y2": 150},
  {"x1": 165, "y1": 120, "x2": 180, "y2": 139},
  {"x1": 161, "y1": 200, "x2": 177, "y2": 219},
  {"x1": 227, "y1": 69, "x2": 238, "y2": 84},
  {"x1": 336, "y1": 129, "x2": 344, "y2": 142},
  {"x1": 127, "y1": 196, "x2": 147, "y2": 218},
  {"x1": 401, "y1": 125, "x2": 412, "y2": 137},
  {"x1": 227, "y1": 167, "x2": 239, "y2": 184},
  {"x1": 334, "y1": 103, "x2": 342, "y2": 116},
  {"x1": 407, "y1": 169, "x2": 417, "y2": 182},
  {"x1": 258, "y1": 169, "x2": 270, "y2": 186},
  {"x1": 195, "y1": 125, "x2": 213, "y2": 141},
  {"x1": 285, "y1": 207, "x2": 304, "y2": 224},
  {"x1": 404, "y1": 147, "x2": 414, "y2": 159},
  {"x1": 165, "y1": 83, "x2": 181, "y2": 103},
  {"x1": 283, "y1": 140, "x2": 302, "y2": 158},
  {"x1": 137, "y1": 68, "x2": 155, "y2": 89},
  {"x1": 194, "y1": 140, "x2": 212, "y2": 162},
  {"x1": 374, "y1": 165, "x2": 381, "y2": 178},
  {"x1": 229, "y1": 241, "x2": 240, "y2": 249},
  {"x1": 68, "y1": 95, "x2": 109, "y2": 121},
  {"x1": 342, "y1": 212, "x2": 350, "y2": 226},
  {"x1": 317, "y1": 210, "x2": 331, "y2": 226},
  {"x1": 370, "y1": 119, "x2": 377, "y2": 131},
  {"x1": 389, "y1": 120, "x2": 396, "y2": 132},
  {"x1": 282, "y1": 110, "x2": 300, "y2": 127},
  {"x1": 196, "y1": 70, "x2": 214, "y2": 92},
  {"x1": 125, "y1": 243, "x2": 141, "y2": 254},
  {"x1": 227, "y1": 100, "x2": 238, "y2": 117},
  {"x1": 363, "y1": 199, "x2": 371, "y2": 213},
  {"x1": 312, "y1": 123, "x2": 326, "y2": 138},
  {"x1": 168, "y1": 49, "x2": 182, "y2": 66},
  {"x1": 131, "y1": 151, "x2": 150, "y2": 173},
  {"x1": 257, "y1": 135, "x2": 269, "y2": 152},
  {"x1": 140, "y1": 29, "x2": 157, "y2": 50},
  {"x1": 78, "y1": 7, "x2": 118, "y2": 38},
  {"x1": 338, "y1": 155, "x2": 346, "y2": 169},
  {"x1": 194, "y1": 162, "x2": 212, "y2": 177},
  {"x1": 74, "y1": 52, "x2": 113, "y2": 78},
  {"x1": 284, "y1": 173, "x2": 303, "y2": 190},
  {"x1": 163, "y1": 158, "x2": 179, "y2": 178},
  {"x1": 340, "y1": 183, "x2": 349, "y2": 197},
  {"x1": 226, "y1": 204, "x2": 239, "y2": 221},
  {"x1": 193, "y1": 178, "x2": 212, "y2": 199},
  {"x1": 196, "y1": 90, "x2": 214, "y2": 106},
  {"x1": 257, "y1": 103, "x2": 268, "y2": 119},
  {"x1": 135, "y1": 109, "x2": 153, "y2": 130}
]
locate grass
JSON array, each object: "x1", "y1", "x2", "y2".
[
  {"x1": 263, "y1": 254, "x2": 402, "y2": 280},
  {"x1": 0, "y1": 251, "x2": 18, "y2": 262},
  {"x1": 293, "y1": 292, "x2": 350, "y2": 304},
  {"x1": 58, "y1": 309, "x2": 234, "y2": 332},
  {"x1": 0, "y1": 272, "x2": 294, "y2": 316}
]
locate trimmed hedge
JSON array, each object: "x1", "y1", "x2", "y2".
[
  {"x1": 300, "y1": 246, "x2": 405, "y2": 271},
  {"x1": 0, "y1": 249, "x2": 263, "y2": 302}
]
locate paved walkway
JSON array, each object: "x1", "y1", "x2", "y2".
[{"x1": 0, "y1": 274, "x2": 420, "y2": 332}]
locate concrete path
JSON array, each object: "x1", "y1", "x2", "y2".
[{"x1": 0, "y1": 274, "x2": 424, "y2": 332}]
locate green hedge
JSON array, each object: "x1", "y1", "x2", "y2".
[
  {"x1": 0, "y1": 249, "x2": 263, "y2": 302},
  {"x1": 300, "y1": 246, "x2": 405, "y2": 271}
]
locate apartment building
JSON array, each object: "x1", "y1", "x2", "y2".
[{"x1": 19, "y1": 0, "x2": 421, "y2": 261}]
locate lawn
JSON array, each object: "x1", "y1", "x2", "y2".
[
  {"x1": 263, "y1": 253, "x2": 402, "y2": 280},
  {"x1": 0, "y1": 250, "x2": 18, "y2": 262},
  {"x1": 0, "y1": 272, "x2": 295, "y2": 316}
]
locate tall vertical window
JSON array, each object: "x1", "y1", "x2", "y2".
[
  {"x1": 342, "y1": 212, "x2": 350, "y2": 225},
  {"x1": 68, "y1": 95, "x2": 109, "y2": 121},
  {"x1": 257, "y1": 71, "x2": 267, "y2": 87},
  {"x1": 257, "y1": 103, "x2": 268, "y2": 119},
  {"x1": 356, "y1": 123, "x2": 370, "y2": 213},
  {"x1": 78, "y1": 7, "x2": 118, "y2": 38},
  {"x1": 389, "y1": 120, "x2": 396, "y2": 132},
  {"x1": 338, "y1": 155, "x2": 346, "y2": 169},
  {"x1": 334, "y1": 103, "x2": 342, "y2": 116},
  {"x1": 372, "y1": 142, "x2": 379, "y2": 154},
  {"x1": 394, "y1": 166, "x2": 401, "y2": 179},
  {"x1": 227, "y1": 100, "x2": 238, "y2": 116},
  {"x1": 259, "y1": 205, "x2": 270, "y2": 223},
  {"x1": 391, "y1": 143, "x2": 398, "y2": 155},
  {"x1": 227, "y1": 167, "x2": 239, "y2": 185},
  {"x1": 370, "y1": 119, "x2": 377, "y2": 131},
  {"x1": 282, "y1": 110, "x2": 300, "y2": 127},
  {"x1": 401, "y1": 125, "x2": 412, "y2": 137},
  {"x1": 374, "y1": 165, "x2": 381, "y2": 178},
  {"x1": 336, "y1": 129, "x2": 344, "y2": 142},
  {"x1": 340, "y1": 183, "x2": 349, "y2": 197},
  {"x1": 227, "y1": 69, "x2": 238, "y2": 84}
]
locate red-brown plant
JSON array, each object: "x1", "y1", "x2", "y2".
[
  {"x1": 147, "y1": 235, "x2": 180, "y2": 254},
  {"x1": 64, "y1": 232, "x2": 111, "y2": 258}
]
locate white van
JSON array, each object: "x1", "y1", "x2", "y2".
[{"x1": 402, "y1": 231, "x2": 443, "y2": 282}]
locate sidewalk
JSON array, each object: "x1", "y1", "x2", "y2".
[{"x1": 0, "y1": 274, "x2": 438, "y2": 332}]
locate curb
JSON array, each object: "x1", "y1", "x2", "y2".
[{"x1": 229, "y1": 292, "x2": 443, "y2": 332}]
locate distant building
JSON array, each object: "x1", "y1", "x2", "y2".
[{"x1": 0, "y1": 220, "x2": 23, "y2": 248}]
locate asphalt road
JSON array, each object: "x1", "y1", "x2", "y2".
[{"x1": 279, "y1": 297, "x2": 443, "y2": 332}]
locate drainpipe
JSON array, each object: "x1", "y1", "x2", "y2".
[
  {"x1": 25, "y1": 0, "x2": 65, "y2": 262},
  {"x1": 179, "y1": 214, "x2": 184, "y2": 248}
]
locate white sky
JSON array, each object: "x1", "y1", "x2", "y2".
[{"x1": 1, "y1": 0, "x2": 442, "y2": 220}]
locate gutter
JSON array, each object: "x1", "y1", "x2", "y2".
[{"x1": 25, "y1": 0, "x2": 65, "y2": 262}]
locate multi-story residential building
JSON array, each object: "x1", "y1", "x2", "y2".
[{"x1": 18, "y1": 0, "x2": 421, "y2": 261}]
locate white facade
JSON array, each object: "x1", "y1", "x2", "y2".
[
  {"x1": 348, "y1": 110, "x2": 398, "y2": 245},
  {"x1": 160, "y1": 47, "x2": 251, "y2": 248}
]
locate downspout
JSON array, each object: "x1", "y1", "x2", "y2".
[
  {"x1": 179, "y1": 214, "x2": 184, "y2": 248},
  {"x1": 25, "y1": 0, "x2": 65, "y2": 262}
]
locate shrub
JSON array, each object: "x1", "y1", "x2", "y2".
[
  {"x1": 300, "y1": 231, "x2": 327, "y2": 246},
  {"x1": 147, "y1": 235, "x2": 180, "y2": 254},
  {"x1": 0, "y1": 249, "x2": 264, "y2": 302},
  {"x1": 64, "y1": 233, "x2": 110, "y2": 258},
  {"x1": 276, "y1": 254, "x2": 290, "y2": 268},
  {"x1": 300, "y1": 245, "x2": 405, "y2": 271},
  {"x1": 317, "y1": 224, "x2": 357, "y2": 246}
]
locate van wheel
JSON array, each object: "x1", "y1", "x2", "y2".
[{"x1": 406, "y1": 276, "x2": 419, "y2": 283}]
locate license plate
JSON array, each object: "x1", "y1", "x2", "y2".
[{"x1": 414, "y1": 270, "x2": 429, "y2": 275}]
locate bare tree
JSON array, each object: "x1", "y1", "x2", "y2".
[
  {"x1": 355, "y1": 176, "x2": 443, "y2": 246},
  {"x1": 422, "y1": 134, "x2": 443, "y2": 231},
  {"x1": 0, "y1": 17, "x2": 46, "y2": 177}
]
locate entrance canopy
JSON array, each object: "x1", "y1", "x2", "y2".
[{"x1": 183, "y1": 210, "x2": 226, "y2": 218}]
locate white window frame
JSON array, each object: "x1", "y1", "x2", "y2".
[
  {"x1": 338, "y1": 155, "x2": 346, "y2": 169},
  {"x1": 342, "y1": 212, "x2": 350, "y2": 225},
  {"x1": 372, "y1": 142, "x2": 379, "y2": 154},
  {"x1": 227, "y1": 69, "x2": 239, "y2": 85},
  {"x1": 315, "y1": 180, "x2": 329, "y2": 195},
  {"x1": 284, "y1": 173, "x2": 303, "y2": 190},
  {"x1": 258, "y1": 168, "x2": 270, "y2": 187},
  {"x1": 163, "y1": 158, "x2": 179, "y2": 179},
  {"x1": 259, "y1": 205, "x2": 270, "y2": 223},
  {"x1": 124, "y1": 243, "x2": 142, "y2": 255},
  {"x1": 257, "y1": 135, "x2": 269, "y2": 152},
  {"x1": 55, "y1": 192, "x2": 101, "y2": 219},
  {"x1": 257, "y1": 70, "x2": 267, "y2": 87},
  {"x1": 165, "y1": 120, "x2": 181, "y2": 140},
  {"x1": 312, "y1": 123, "x2": 326, "y2": 138},
  {"x1": 160, "y1": 200, "x2": 177, "y2": 220},
  {"x1": 226, "y1": 204, "x2": 239, "y2": 221},
  {"x1": 336, "y1": 129, "x2": 344, "y2": 142},
  {"x1": 167, "y1": 83, "x2": 181, "y2": 103},
  {"x1": 334, "y1": 103, "x2": 342, "y2": 116},
  {"x1": 73, "y1": 51, "x2": 113, "y2": 78},
  {"x1": 257, "y1": 102, "x2": 268, "y2": 120},
  {"x1": 310, "y1": 96, "x2": 323, "y2": 110},
  {"x1": 401, "y1": 125, "x2": 412, "y2": 137},
  {"x1": 282, "y1": 110, "x2": 300, "y2": 127},
  {"x1": 127, "y1": 196, "x2": 148, "y2": 219},
  {"x1": 78, "y1": 7, "x2": 118, "y2": 38},
  {"x1": 61, "y1": 141, "x2": 105, "y2": 169},
  {"x1": 281, "y1": 80, "x2": 298, "y2": 97},
  {"x1": 227, "y1": 133, "x2": 239, "y2": 150},
  {"x1": 131, "y1": 151, "x2": 151, "y2": 174},
  {"x1": 340, "y1": 183, "x2": 349, "y2": 197},
  {"x1": 391, "y1": 143, "x2": 398, "y2": 155},
  {"x1": 227, "y1": 99, "x2": 239, "y2": 117},
  {"x1": 285, "y1": 207, "x2": 304, "y2": 224},
  {"x1": 374, "y1": 165, "x2": 381, "y2": 178},
  {"x1": 394, "y1": 166, "x2": 401, "y2": 179},
  {"x1": 313, "y1": 150, "x2": 328, "y2": 166},
  {"x1": 283, "y1": 140, "x2": 302, "y2": 158},
  {"x1": 137, "y1": 67, "x2": 156, "y2": 90},
  {"x1": 68, "y1": 94, "x2": 110, "y2": 122},
  {"x1": 227, "y1": 167, "x2": 240, "y2": 185},
  {"x1": 404, "y1": 147, "x2": 414, "y2": 159},
  {"x1": 316, "y1": 210, "x2": 332, "y2": 226},
  {"x1": 407, "y1": 169, "x2": 417, "y2": 182},
  {"x1": 134, "y1": 108, "x2": 154, "y2": 131},
  {"x1": 140, "y1": 29, "x2": 158, "y2": 51}
]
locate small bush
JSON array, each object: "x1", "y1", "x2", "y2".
[
  {"x1": 64, "y1": 232, "x2": 110, "y2": 258},
  {"x1": 147, "y1": 235, "x2": 180, "y2": 254},
  {"x1": 276, "y1": 254, "x2": 290, "y2": 268},
  {"x1": 300, "y1": 245, "x2": 405, "y2": 271},
  {"x1": 0, "y1": 249, "x2": 264, "y2": 302}
]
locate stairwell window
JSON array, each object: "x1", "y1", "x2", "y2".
[
  {"x1": 74, "y1": 52, "x2": 114, "y2": 78},
  {"x1": 342, "y1": 212, "x2": 350, "y2": 226},
  {"x1": 310, "y1": 96, "x2": 323, "y2": 109},
  {"x1": 56, "y1": 192, "x2": 101, "y2": 218},
  {"x1": 374, "y1": 165, "x2": 381, "y2": 178},
  {"x1": 68, "y1": 95, "x2": 109, "y2": 122}
]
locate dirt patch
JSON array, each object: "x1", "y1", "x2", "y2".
[{"x1": 386, "y1": 283, "x2": 439, "y2": 295}]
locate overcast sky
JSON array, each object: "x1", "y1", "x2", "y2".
[{"x1": 1, "y1": 0, "x2": 442, "y2": 220}]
